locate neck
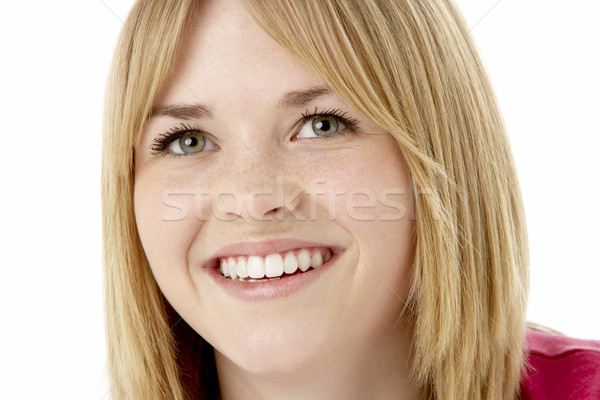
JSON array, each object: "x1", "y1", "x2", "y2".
[{"x1": 215, "y1": 323, "x2": 419, "y2": 400}]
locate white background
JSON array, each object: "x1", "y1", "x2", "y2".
[{"x1": 0, "y1": 1, "x2": 598, "y2": 398}]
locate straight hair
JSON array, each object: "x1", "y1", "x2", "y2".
[{"x1": 103, "y1": 1, "x2": 529, "y2": 398}]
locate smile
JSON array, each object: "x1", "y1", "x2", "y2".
[
  {"x1": 204, "y1": 239, "x2": 342, "y2": 301},
  {"x1": 220, "y1": 248, "x2": 333, "y2": 282}
]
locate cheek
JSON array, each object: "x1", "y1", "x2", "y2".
[
  {"x1": 314, "y1": 143, "x2": 412, "y2": 232},
  {"x1": 133, "y1": 171, "x2": 209, "y2": 304},
  {"x1": 314, "y1": 143, "x2": 414, "y2": 298}
]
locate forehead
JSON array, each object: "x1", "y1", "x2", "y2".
[{"x1": 153, "y1": 0, "x2": 325, "y2": 110}]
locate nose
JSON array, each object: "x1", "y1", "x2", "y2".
[{"x1": 211, "y1": 151, "x2": 304, "y2": 223}]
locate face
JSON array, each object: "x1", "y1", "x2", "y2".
[{"x1": 134, "y1": 0, "x2": 415, "y2": 375}]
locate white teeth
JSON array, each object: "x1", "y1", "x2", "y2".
[
  {"x1": 237, "y1": 257, "x2": 248, "y2": 279},
  {"x1": 220, "y1": 259, "x2": 229, "y2": 277},
  {"x1": 228, "y1": 257, "x2": 238, "y2": 279},
  {"x1": 220, "y1": 248, "x2": 333, "y2": 281},
  {"x1": 247, "y1": 256, "x2": 265, "y2": 279},
  {"x1": 265, "y1": 253, "x2": 285, "y2": 278},
  {"x1": 283, "y1": 252, "x2": 298, "y2": 274},
  {"x1": 311, "y1": 251, "x2": 323, "y2": 268},
  {"x1": 298, "y1": 249, "x2": 311, "y2": 272}
]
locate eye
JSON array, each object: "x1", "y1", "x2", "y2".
[
  {"x1": 151, "y1": 124, "x2": 219, "y2": 156},
  {"x1": 297, "y1": 116, "x2": 343, "y2": 139},
  {"x1": 169, "y1": 131, "x2": 214, "y2": 154}
]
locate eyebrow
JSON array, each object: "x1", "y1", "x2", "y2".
[
  {"x1": 149, "y1": 103, "x2": 214, "y2": 120},
  {"x1": 278, "y1": 86, "x2": 332, "y2": 108},
  {"x1": 149, "y1": 86, "x2": 333, "y2": 120}
]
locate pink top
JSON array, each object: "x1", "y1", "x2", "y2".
[{"x1": 520, "y1": 329, "x2": 600, "y2": 399}]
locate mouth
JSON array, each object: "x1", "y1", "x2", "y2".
[
  {"x1": 203, "y1": 239, "x2": 343, "y2": 300},
  {"x1": 218, "y1": 247, "x2": 333, "y2": 282}
]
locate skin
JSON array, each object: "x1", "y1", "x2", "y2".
[{"x1": 133, "y1": 0, "x2": 418, "y2": 399}]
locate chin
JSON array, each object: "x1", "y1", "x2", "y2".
[{"x1": 214, "y1": 322, "x2": 334, "y2": 377}]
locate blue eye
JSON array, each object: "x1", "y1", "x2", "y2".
[{"x1": 297, "y1": 116, "x2": 342, "y2": 138}]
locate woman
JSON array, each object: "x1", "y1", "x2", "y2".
[{"x1": 102, "y1": 0, "x2": 598, "y2": 399}]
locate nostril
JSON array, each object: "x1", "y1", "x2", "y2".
[
  {"x1": 245, "y1": 193, "x2": 286, "y2": 222},
  {"x1": 264, "y1": 205, "x2": 285, "y2": 216}
]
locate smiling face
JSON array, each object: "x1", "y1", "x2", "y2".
[{"x1": 133, "y1": 0, "x2": 415, "y2": 377}]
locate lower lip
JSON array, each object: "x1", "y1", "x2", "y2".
[{"x1": 205, "y1": 252, "x2": 341, "y2": 301}]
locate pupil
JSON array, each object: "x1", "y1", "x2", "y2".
[
  {"x1": 317, "y1": 120, "x2": 330, "y2": 131},
  {"x1": 184, "y1": 136, "x2": 197, "y2": 147}
]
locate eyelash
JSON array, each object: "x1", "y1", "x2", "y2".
[{"x1": 149, "y1": 108, "x2": 361, "y2": 156}]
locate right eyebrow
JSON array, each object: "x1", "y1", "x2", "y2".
[{"x1": 149, "y1": 103, "x2": 214, "y2": 120}]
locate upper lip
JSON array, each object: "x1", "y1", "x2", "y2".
[{"x1": 202, "y1": 238, "x2": 342, "y2": 269}]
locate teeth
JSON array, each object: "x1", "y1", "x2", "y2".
[
  {"x1": 298, "y1": 249, "x2": 311, "y2": 272},
  {"x1": 311, "y1": 251, "x2": 323, "y2": 268},
  {"x1": 243, "y1": 277, "x2": 280, "y2": 282},
  {"x1": 220, "y1": 248, "x2": 333, "y2": 281},
  {"x1": 247, "y1": 256, "x2": 265, "y2": 279},
  {"x1": 228, "y1": 257, "x2": 238, "y2": 279},
  {"x1": 237, "y1": 257, "x2": 248, "y2": 279},
  {"x1": 265, "y1": 254, "x2": 284, "y2": 278},
  {"x1": 283, "y1": 252, "x2": 298, "y2": 274},
  {"x1": 220, "y1": 259, "x2": 229, "y2": 277}
]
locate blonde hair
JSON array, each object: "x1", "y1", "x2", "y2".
[{"x1": 103, "y1": 0, "x2": 529, "y2": 399}]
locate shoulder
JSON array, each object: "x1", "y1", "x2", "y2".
[{"x1": 519, "y1": 328, "x2": 600, "y2": 400}]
